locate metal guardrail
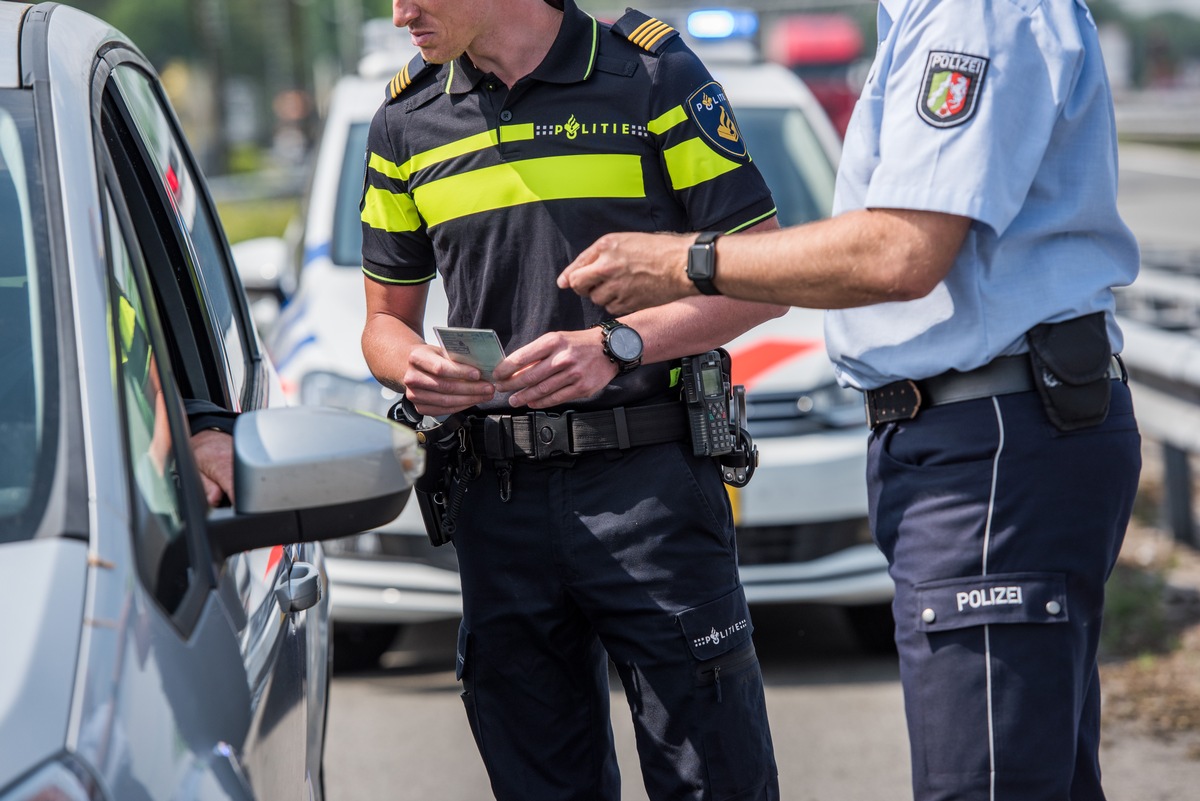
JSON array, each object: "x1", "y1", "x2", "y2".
[{"x1": 1116, "y1": 247, "x2": 1200, "y2": 548}]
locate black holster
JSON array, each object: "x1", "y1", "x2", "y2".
[
  {"x1": 1026, "y1": 311, "x2": 1113, "y2": 432},
  {"x1": 389, "y1": 397, "x2": 479, "y2": 546}
]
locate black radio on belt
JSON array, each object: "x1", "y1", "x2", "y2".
[
  {"x1": 680, "y1": 348, "x2": 757, "y2": 487},
  {"x1": 682, "y1": 350, "x2": 735, "y2": 455}
]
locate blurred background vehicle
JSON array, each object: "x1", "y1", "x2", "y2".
[
  {"x1": 763, "y1": 11, "x2": 867, "y2": 139},
  {"x1": 239, "y1": 7, "x2": 895, "y2": 671},
  {"x1": 0, "y1": 3, "x2": 419, "y2": 799}
]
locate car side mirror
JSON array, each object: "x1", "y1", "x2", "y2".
[{"x1": 207, "y1": 406, "x2": 424, "y2": 559}]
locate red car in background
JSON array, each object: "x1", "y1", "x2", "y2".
[{"x1": 766, "y1": 13, "x2": 866, "y2": 139}]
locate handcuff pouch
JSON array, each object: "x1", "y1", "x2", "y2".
[{"x1": 1025, "y1": 311, "x2": 1112, "y2": 432}]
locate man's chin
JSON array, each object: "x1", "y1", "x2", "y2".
[{"x1": 417, "y1": 47, "x2": 463, "y2": 65}]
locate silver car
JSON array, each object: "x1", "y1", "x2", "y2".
[{"x1": 0, "y1": 4, "x2": 420, "y2": 800}]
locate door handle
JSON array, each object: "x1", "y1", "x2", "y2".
[{"x1": 274, "y1": 561, "x2": 322, "y2": 613}]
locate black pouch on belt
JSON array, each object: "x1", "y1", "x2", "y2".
[{"x1": 1025, "y1": 311, "x2": 1112, "y2": 432}]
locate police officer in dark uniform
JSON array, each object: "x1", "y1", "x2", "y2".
[
  {"x1": 360, "y1": 1, "x2": 784, "y2": 798},
  {"x1": 560, "y1": 1, "x2": 1141, "y2": 799}
]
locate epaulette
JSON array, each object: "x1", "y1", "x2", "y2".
[
  {"x1": 385, "y1": 52, "x2": 435, "y2": 102},
  {"x1": 610, "y1": 9, "x2": 679, "y2": 55}
]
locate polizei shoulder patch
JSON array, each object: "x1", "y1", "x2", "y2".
[
  {"x1": 686, "y1": 81, "x2": 748, "y2": 161},
  {"x1": 917, "y1": 51, "x2": 989, "y2": 128}
]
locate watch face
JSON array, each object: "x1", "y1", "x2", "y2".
[{"x1": 608, "y1": 325, "x2": 643, "y2": 362}]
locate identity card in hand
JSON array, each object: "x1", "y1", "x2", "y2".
[{"x1": 434, "y1": 327, "x2": 506, "y2": 381}]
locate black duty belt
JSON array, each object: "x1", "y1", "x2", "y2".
[
  {"x1": 864, "y1": 354, "x2": 1123, "y2": 429},
  {"x1": 469, "y1": 402, "x2": 689, "y2": 461}
]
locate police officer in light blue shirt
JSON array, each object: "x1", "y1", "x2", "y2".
[
  {"x1": 559, "y1": 1, "x2": 1142, "y2": 798},
  {"x1": 825, "y1": 0, "x2": 1139, "y2": 390}
]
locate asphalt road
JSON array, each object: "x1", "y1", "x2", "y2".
[
  {"x1": 324, "y1": 144, "x2": 1200, "y2": 800},
  {"x1": 325, "y1": 604, "x2": 1200, "y2": 800}
]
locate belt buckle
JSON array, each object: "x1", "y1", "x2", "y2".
[
  {"x1": 528, "y1": 411, "x2": 574, "y2": 460},
  {"x1": 865, "y1": 379, "x2": 923, "y2": 429}
]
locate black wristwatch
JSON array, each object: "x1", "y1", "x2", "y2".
[
  {"x1": 593, "y1": 319, "x2": 644, "y2": 374},
  {"x1": 687, "y1": 231, "x2": 723, "y2": 296}
]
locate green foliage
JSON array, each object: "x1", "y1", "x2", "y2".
[
  {"x1": 60, "y1": 0, "x2": 199, "y2": 66},
  {"x1": 216, "y1": 197, "x2": 298, "y2": 245},
  {"x1": 1101, "y1": 563, "x2": 1175, "y2": 659}
]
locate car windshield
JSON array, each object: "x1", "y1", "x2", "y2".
[
  {"x1": 332, "y1": 121, "x2": 372, "y2": 267},
  {"x1": 736, "y1": 107, "x2": 835, "y2": 228},
  {"x1": 330, "y1": 104, "x2": 834, "y2": 267},
  {"x1": 0, "y1": 89, "x2": 57, "y2": 544}
]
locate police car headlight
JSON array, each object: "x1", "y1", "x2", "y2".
[
  {"x1": 794, "y1": 380, "x2": 865, "y2": 429},
  {"x1": 299, "y1": 371, "x2": 397, "y2": 416},
  {"x1": 746, "y1": 380, "x2": 865, "y2": 436}
]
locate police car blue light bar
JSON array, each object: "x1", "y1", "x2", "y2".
[{"x1": 687, "y1": 9, "x2": 758, "y2": 40}]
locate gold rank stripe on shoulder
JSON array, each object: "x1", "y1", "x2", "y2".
[
  {"x1": 390, "y1": 63, "x2": 413, "y2": 99},
  {"x1": 627, "y1": 18, "x2": 674, "y2": 51}
]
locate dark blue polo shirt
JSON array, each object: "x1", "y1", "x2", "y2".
[{"x1": 361, "y1": 1, "x2": 776, "y2": 412}]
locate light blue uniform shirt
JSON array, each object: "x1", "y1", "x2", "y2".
[{"x1": 824, "y1": 0, "x2": 1139, "y2": 390}]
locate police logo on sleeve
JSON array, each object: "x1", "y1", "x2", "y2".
[
  {"x1": 686, "y1": 81, "x2": 749, "y2": 161},
  {"x1": 917, "y1": 51, "x2": 989, "y2": 129}
]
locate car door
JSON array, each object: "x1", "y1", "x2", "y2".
[{"x1": 96, "y1": 51, "x2": 318, "y2": 801}]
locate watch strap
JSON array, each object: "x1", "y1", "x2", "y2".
[{"x1": 688, "y1": 231, "x2": 723, "y2": 296}]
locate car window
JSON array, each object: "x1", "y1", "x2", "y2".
[
  {"x1": 108, "y1": 64, "x2": 251, "y2": 408},
  {"x1": 738, "y1": 107, "x2": 835, "y2": 227},
  {"x1": 0, "y1": 90, "x2": 57, "y2": 544},
  {"x1": 333, "y1": 121, "x2": 371, "y2": 267},
  {"x1": 104, "y1": 187, "x2": 197, "y2": 615}
]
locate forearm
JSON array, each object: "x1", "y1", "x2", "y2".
[
  {"x1": 622, "y1": 295, "x2": 786, "y2": 364},
  {"x1": 361, "y1": 311, "x2": 427, "y2": 392},
  {"x1": 710, "y1": 209, "x2": 967, "y2": 309}
]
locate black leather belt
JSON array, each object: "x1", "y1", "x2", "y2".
[
  {"x1": 469, "y1": 402, "x2": 689, "y2": 461},
  {"x1": 864, "y1": 354, "x2": 1123, "y2": 429}
]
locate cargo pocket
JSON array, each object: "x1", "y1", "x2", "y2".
[
  {"x1": 913, "y1": 572, "x2": 1069, "y2": 632},
  {"x1": 908, "y1": 572, "x2": 1075, "y2": 781},
  {"x1": 677, "y1": 587, "x2": 777, "y2": 799}
]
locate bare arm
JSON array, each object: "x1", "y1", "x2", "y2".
[
  {"x1": 558, "y1": 208, "x2": 972, "y2": 315},
  {"x1": 361, "y1": 278, "x2": 496, "y2": 416}
]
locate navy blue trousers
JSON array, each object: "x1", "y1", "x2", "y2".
[
  {"x1": 451, "y1": 440, "x2": 779, "y2": 801},
  {"x1": 868, "y1": 384, "x2": 1140, "y2": 801}
]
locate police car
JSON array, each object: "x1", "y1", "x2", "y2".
[{"x1": 243, "y1": 10, "x2": 893, "y2": 668}]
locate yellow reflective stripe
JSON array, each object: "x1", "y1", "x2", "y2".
[
  {"x1": 361, "y1": 186, "x2": 423, "y2": 232},
  {"x1": 118, "y1": 294, "x2": 137, "y2": 360},
  {"x1": 362, "y1": 266, "x2": 436, "y2": 285},
  {"x1": 369, "y1": 152, "x2": 405, "y2": 180},
  {"x1": 648, "y1": 105, "x2": 687, "y2": 135},
  {"x1": 726, "y1": 209, "x2": 777, "y2": 233},
  {"x1": 445, "y1": 61, "x2": 455, "y2": 93},
  {"x1": 499, "y1": 124, "x2": 534, "y2": 142},
  {"x1": 662, "y1": 137, "x2": 741, "y2": 190},
  {"x1": 371, "y1": 127, "x2": 538, "y2": 183},
  {"x1": 402, "y1": 130, "x2": 499, "y2": 180},
  {"x1": 583, "y1": 16, "x2": 599, "y2": 79},
  {"x1": 414, "y1": 154, "x2": 644, "y2": 228}
]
